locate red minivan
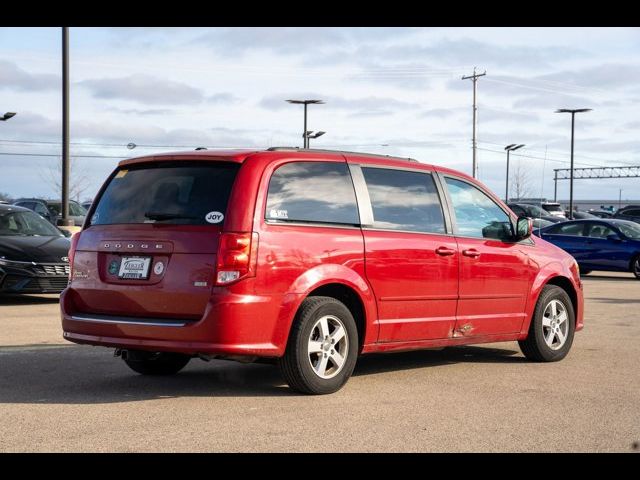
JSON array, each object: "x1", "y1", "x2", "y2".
[{"x1": 61, "y1": 148, "x2": 584, "y2": 394}]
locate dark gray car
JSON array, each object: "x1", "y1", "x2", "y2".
[{"x1": 613, "y1": 205, "x2": 640, "y2": 224}]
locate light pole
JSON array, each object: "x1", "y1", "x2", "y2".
[
  {"x1": 286, "y1": 99, "x2": 325, "y2": 148},
  {"x1": 1, "y1": 112, "x2": 17, "y2": 122},
  {"x1": 555, "y1": 108, "x2": 592, "y2": 220},
  {"x1": 504, "y1": 143, "x2": 525, "y2": 202}
]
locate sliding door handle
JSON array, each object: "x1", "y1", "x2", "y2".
[
  {"x1": 462, "y1": 248, "x2": 481, "y2": 258},
  {"x1": 435, "y1": 246, "x2": 456, "y2": 256}
]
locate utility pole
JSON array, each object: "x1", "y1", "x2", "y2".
[
  {"x1": 462, "y1": 67, "x2": 486, "y2": 179},
  {"x1": 60, "y1": 27, "x2": 72, "y2": 228},
  {"x1": 553, "y1": 169, "x2": 558, "y2": 202}
]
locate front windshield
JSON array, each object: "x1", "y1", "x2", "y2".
[
  {"x1": 0, "y1": 210, "x2": 63, "y2": 236},
  {"x1": 615, "y1": 221, "x2": 640, "y2": 239}
]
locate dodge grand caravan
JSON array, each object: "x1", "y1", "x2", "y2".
[{"x1": 61, "y1": 148, "x2": 584, "y2": 394}]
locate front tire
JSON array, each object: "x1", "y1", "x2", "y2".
[
  {"x1": 278, "y1": 296, "x2": 358, "y2": 395},
  {"x1": 632, "y1": 255, "x2": 640, "y2": 280},
  {"x1": 519, "y1": 285, "x2": 575, "y2": 362},
  {"x1": 123, "y1": 351, "x2": 191, "y2": 375}
]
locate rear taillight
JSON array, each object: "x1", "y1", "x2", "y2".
[
  {"x1": 215, "y1": 232, "x2": 259, "y2": 285},
  {"x1": 68, "y1": 232, "x2": 80, "y2": 280}
]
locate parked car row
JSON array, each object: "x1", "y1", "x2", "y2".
[{"x1": 12, "y1": 198, "x2": 87, "y2": 227}]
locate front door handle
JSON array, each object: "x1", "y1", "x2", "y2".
[
  {"x1": 462, "y1": 248, "x2": 481, "y2": 258},
  {"x1": 435, "y1": 246, "x2": 456, "y2": 256}
]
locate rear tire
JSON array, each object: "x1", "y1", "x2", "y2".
[
  {"x1": 278, "y1": 296, "x2": 358, "y2": 395},
  {"x1": 123, "y1": 351, "x2": 191, "y2": 375},
  {"x1": 519, "y1": 285, "x2": 575, "y2": 362}
]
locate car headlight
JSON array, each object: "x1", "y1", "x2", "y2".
[{"x1": 0, "y1": 257, "x2": 35, "y2": 267}]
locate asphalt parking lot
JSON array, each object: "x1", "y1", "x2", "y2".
[{"x1": 1, "y1": 272, "x2": 638, "y2": 452}]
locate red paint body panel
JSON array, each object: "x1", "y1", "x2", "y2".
[{"x1": 61, "y1": 149, "x2": 584, "y2": 360}]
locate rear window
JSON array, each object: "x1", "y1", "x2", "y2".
[
  {"x1": 265, "y1": 161, "x2": 359, "y2": 225},
  {"x1": 90, "y1": 161, "x2": 239, "y2": 226}
]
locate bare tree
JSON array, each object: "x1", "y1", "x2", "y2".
[
  {"x1": 510, "y1": 160, "x2": 534, "y2": 201},
  {"x1": 39, "y1": 156, "x2": 92, "y2": 202},
  {"x1": 0, "y1": 192, "x2": 12, "y2": 202}
]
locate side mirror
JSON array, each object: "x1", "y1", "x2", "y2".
[
  {"x1": 514, "y1": 216, "x2": 533, "y2": 241},
  {"x1": 58, "y1": 228, "x2": 72, "y2": 238},
  {"x1": 606, "y1": 234, "x2": 622, "y2": 242}
]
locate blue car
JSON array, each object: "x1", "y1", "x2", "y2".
[{"x1": 537, "y1": 219, "x2": 640, "y2": 279}]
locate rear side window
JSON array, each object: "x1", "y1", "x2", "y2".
[
  {"x1": 621, "y1": 209, "x2": 640, "y2": 216},
  {"x1": 91, "y1": 162, "x2": 239, "y2": 225},
  {"x1": 546, "y1": 223, "x2": 585, "y2": 236},
  {"x1": 265, "y1": 161, "x2": 359, "y2": 225},
  {"x1": 362, "y1": 167, "x2": 445, "y2": 234}
]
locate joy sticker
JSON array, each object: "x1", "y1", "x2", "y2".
[{"x1": 205, "y1": 211, "x2": 224, "y2": 224}]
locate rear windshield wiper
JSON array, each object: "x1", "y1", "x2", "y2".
[{"x1": 144, "y1": 212, "x2": 197, "y2": 221}]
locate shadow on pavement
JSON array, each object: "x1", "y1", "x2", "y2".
[
  {"x1": 0, "y1": 344, "x2": 522, "y2": 404},
  {"x1": 0, "y1": 294, "x2": 60, "y2": 306}
]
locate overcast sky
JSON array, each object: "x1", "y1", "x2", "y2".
[{"x1": 1, "y1": 27, "x2": 639, "y2": 202}]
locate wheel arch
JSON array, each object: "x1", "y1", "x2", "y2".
[{"x1": 521, "y1": 267, "x2": 581, "y2": 336}]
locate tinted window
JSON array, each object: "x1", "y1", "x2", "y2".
[
  {"x1": 585, "y1": 223, "x2": 616, "y2": 239},
  {"x1": 266, "y1": 162, "x2": 359, "y2": 225},
  {"x1": 445, "y1": 177, "x2": 512, "y2": 240},
  {"x1": 17, "y1": 202, "x2": 35, "y2": 211},
  {"x1": 621, "y1": 209, "x2": 640, "y2": 216},
  {"x1": 546, "y1": 223, "x2": 585, "y2": 236},
  {"x1": 91, "y1": 162, "x2": 239, "y2": 225},
  {"x1": 362, "y1": 167, "x2": 445, "y2": 233}
]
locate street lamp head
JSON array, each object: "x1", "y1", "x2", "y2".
[
  {"x1": 505, "y1": 144, "x2": 517, "y2": 151},
  {"x1": 555, "y1": 108, "x2": 592, "y2": 114},
  {"x1": 512, "y1": 144, "x2": 525, "y2": 151},
  {"x1": 1, "y1": 112, "x2": 17, "y2": 121},
  {"x1": 286, "y1": 99, "x2": 325, "y2": 105},
  {"x1": 126, "y1": 142, "x2": 137, "y2": 150},
  {"x1": 311, "y1": 131, "x2": 326, "y2": 139}
]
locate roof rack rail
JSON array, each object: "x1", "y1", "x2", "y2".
[{"x1": 265, "y1": 146, "x2": 419, "y2": 163}]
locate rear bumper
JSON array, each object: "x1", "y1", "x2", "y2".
[{"x1": 60, "y1": 287, "x2": 300, "y2": 357}]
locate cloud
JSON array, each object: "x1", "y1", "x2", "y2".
[
  {"x1": 512, "y1": 92, "x2": 597, "y2": 110},
  {"x1": 192, "y1": 27, "x2": 420, "y2": 56},
  {"x1": 420, "y1": 108, "x2": 459, "y2": 119},
  {"x1": 78, "y1": 74, "x2": 205, "y2": 105},
  {"x1": 537, "y1": 63, "x2": 640, "y2": 90},
  {"x1": 0, "y1": 60, "x2": 58, "y2": 91},
  {"x1": 207, "y1": 93, "x2": 240, "y2": 104}
]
